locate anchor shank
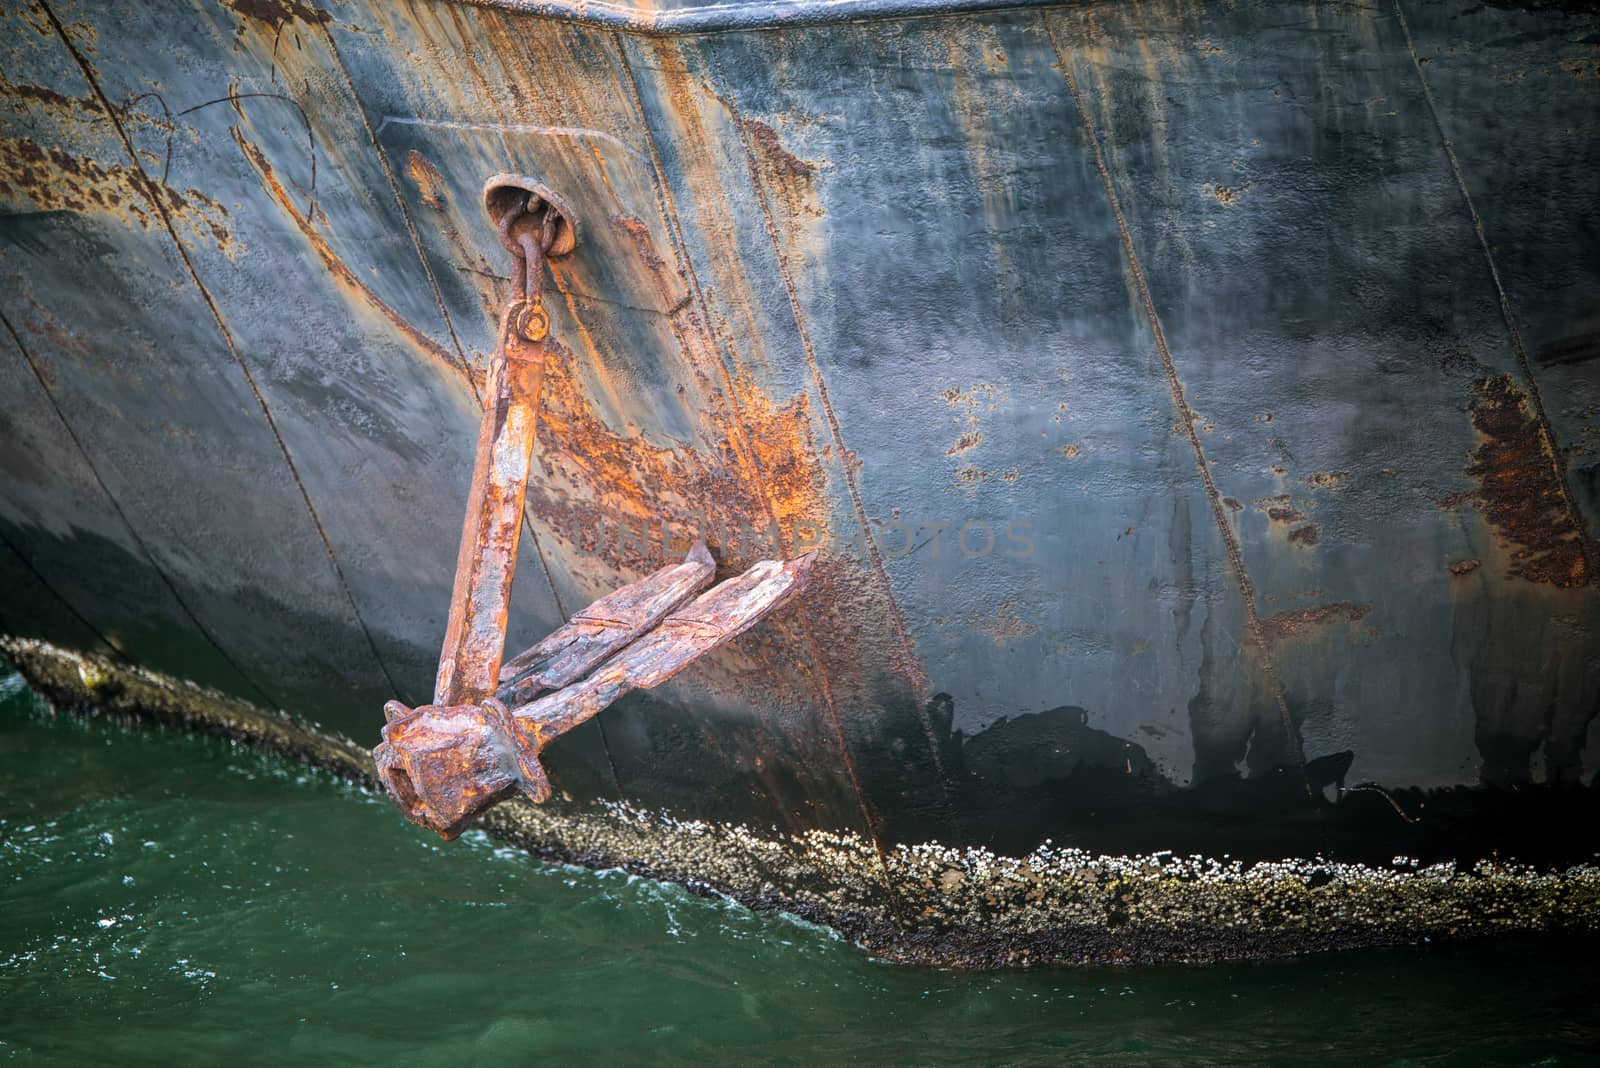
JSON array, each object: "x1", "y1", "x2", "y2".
[{"x1": 433, "y1": 309, "x2": 546, "y2": 707}]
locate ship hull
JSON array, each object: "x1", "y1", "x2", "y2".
[{"x1": 4, "y1": 0, "x2": 1600, "y2": 960}]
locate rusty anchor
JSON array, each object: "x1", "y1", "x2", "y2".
[{"x1": 374, "y1": 177, "x2": 814, "y2": 840}]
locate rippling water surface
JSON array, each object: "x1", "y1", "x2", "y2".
[{"x1": 2, "y1": 669, "x2": 1597, "y2": 1065}]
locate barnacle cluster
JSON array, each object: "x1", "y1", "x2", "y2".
[{"x1": 7, "y1": 634, "x2": 1598, "y2": 968}]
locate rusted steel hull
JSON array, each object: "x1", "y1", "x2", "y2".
[{"x1": 4, "y1": 0, "x2": 1600, "y2": 911}]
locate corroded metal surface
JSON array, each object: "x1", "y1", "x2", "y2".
[{"x1": 2, "y1": 0, "x2": 1600, "y2": 907}]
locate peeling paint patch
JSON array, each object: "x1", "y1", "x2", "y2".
[
  {"x1": 1287, "y1": 524, "x2": 1320, "y2": 547},
  {"x1": 730, "y1": 108, "x2": 824, "y2": 250},
  {"x1": 739, "y1": 116, "x2": 814, "y2": 180},
  {"x1": 1260, "y1": 602, "x2": 1371, "y2": 644},
  {"x1": 946, "y1": 430, "x2": 983, "y2": 456},
  {"x1": 404, "y1": 149, "x2": 446, "y2": 211},
  {"x1": 0, "y1": 136, "x2": 232, "y2": 252},
  {"x1": 223, "y1": 0, "x2": 330, "y2": 28},
  {"x1": 1203, "y1": 180, "x2": 1249, "y2": 206},
  {"x1": 0, "y1": 78, "x2": 96, "y2": 114}
]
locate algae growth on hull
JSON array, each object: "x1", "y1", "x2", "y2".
[
  {"x1": 2, "y1": 668, "x2": 1600, "y2": 1065},
  {"x1": 4, "y1": 637, "x2": 1600, "y2": 972}
]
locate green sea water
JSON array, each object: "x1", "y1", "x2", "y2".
[{"x1": 2, "y1": 669, "x2": 1597, "y2": 1066}]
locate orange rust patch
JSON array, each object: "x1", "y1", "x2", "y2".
[
  {"x1": 1260, "y1": 602, "x2": 1371, "y2": 644},
  {"x1": 0, "y1": 136, "x2": 232, "y2": 251},
  {"x1": 1449, "y1": 558, "x2": 1482, "y2": 576},
  {"x1": 1060, "y1": 444, "x2": 1082, "y2": 459},
  {"x1": 405, "y1": 149, "x2": 447, "y2": 211},
  {"x1": 1204, "y1": 181, "x2": 1250, "y2": 206},
  {"x1": 1467, "y1": 374, "x2": 1593, "y2": 587},
  {"x1": 1302, "y1": 471, "x2": 1345, "y2": 490},
  {"x1": 531, "y1": 335, "x2": 826, "y2": 576},
  {"x1": 1266, "y1": 505, "x2": 1304, "y2": 524}
]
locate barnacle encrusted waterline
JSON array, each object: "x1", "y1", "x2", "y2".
[{"x1": 5, "y1": 634, "x2": 1597, "y2": 969}]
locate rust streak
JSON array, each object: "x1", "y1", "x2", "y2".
[
  {"x1": 721, "y1": 81, "x2": 949, "y2": 832},
  {"x1": 1044, "y1": 14, "x2": 1304, "y2": 772},
  {"x1": 613, "y1": 39, "x2": 898, "y2": 893},
  {"x1": 315, "y1": 23, "x2": 478, "y2": 388},
  {"x1": 230, "y1": 128, "x2": 467, "y2": 384},
  {"x1": 723, "y1": 92, "x2": 931, "y2": 699}
]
